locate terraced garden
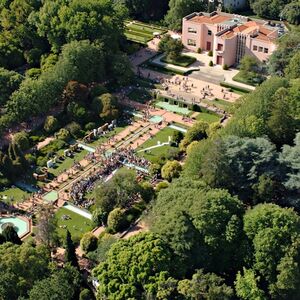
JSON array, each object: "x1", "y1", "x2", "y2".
[{"x1": 125, "y1": 20, "x2": 167, "y2": 44}]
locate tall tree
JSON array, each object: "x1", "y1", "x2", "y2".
[
  {"x1": 2, "y1": 225, "x2": 22, "y2": 245},
  {"x1": 64, "y1": 230, "x2": 79, "y2": 269}
]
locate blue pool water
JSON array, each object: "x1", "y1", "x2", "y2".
[{"x1": 0, "y1": 217, "x2": 28, "y2": 237}]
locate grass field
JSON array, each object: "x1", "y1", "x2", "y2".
[
  {"x1": 233, "y1": 71, "x2": 266, "y2": 87},
  {"x1": 125, "y1": 20, "x2": 166, "y2": 44},
  {"x1": 161, "y1": 55, "x2": 196, "y2": 67},
  {"x1": 0, "y1": 187, "x2": 31, "y2": 204},
  {"x1": 55, "y1": 207, "x2": 93, "y2": 241},
  {"x1": 136, "y1": 127, "x2": 178, "y2": 162},
  {"x1": 48, "y1": 149, "x2": 88, "y2": 177},
  {"x1": 196, "y1": 111, "x2": 220, "y2": 123},
  {"x1": 202, "y1": 98, "x2": 233, "y2": 113}
]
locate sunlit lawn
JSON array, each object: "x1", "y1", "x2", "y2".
[
  {"x1": 0, "y1": 187, "x2": 31, "y2": 204},
  {"x1": 55, "y1": 207, "x2": 93, "y2": 242},
  {"x1": 196, "y1": 112, "x2": 220, "y2": 123}
]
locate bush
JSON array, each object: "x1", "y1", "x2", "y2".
[
  {"x1": 223, "y1": 64, "x2": 229, "y2": 70},
  {"x1": 90, "y1": 84, "x2": 108, "y2": 99},
  {"x1": 209, "y1": 60, "x2": 213, "y2": 67},
  {"x1": 44, "y1": 116, "x2": 59, "y2": 133},
  {"x1": 220, "y1": 81, "x2": 252, "y2": 93},
  {"x1": 85, "y1": 122, "x2": 96, "y2": 131},
  {"x1": 36, "y1": 156, "x2": 48, "y2": 167},
  {"x1": 80, "y1": 233, "x2": 98, "y2": 253},
  {"x1": 55, "y1": 128, "x2": 71, "y2": 142},
  {"x1": 139, "y1": 181, "x2": 155, "y2": 203},
  {"x1": 208, "y1": 50, "x2": 213, "y2": 57},
  {"x1": 0, "y1": 177, "x2": 11, "y2": 189},
  {"x1": 161, "y1": 160, "x2": 182, "y2": 182},
  {"x1": 92, "y1": 208, "x2": 107, "y2": 226},
  {"x1": 79, "y1": 289, "x2": 93, "y2": 300},
  {"x1": 156, "y1": 181, "x2": 169, "y2": 192},
  {"x1": 107, "y1": 208, "x2": 128, "y2": 233},
  {"x1": 197, "y1": 48, "x2": 202, "y2": 53},
  {"x1": 65, "y1": 122, "x2": 82, "y2": 138},
  {"x1": 25, "y1": 153, "x2": 36, "y2": 165},
  {"x1": 13, "y1": 131, "x2": 30, "y2": 151}
]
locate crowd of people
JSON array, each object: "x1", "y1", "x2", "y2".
[{"x1": 70, "y1": 148, "x2": 150, "y2": 208}]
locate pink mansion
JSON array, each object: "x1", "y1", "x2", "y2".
[{"x1": 182, "y1": 11, "x2": 281, "y2": 67}]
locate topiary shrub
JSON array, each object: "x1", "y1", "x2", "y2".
[
  {"x1": 209, "y1": 60, "x2": 213, "y2": 67},
  {"x1": 208, "y1": 50, "x2": 213, "y2": 56},
  {"x1": 223, "y1": 64, "x2": 229, "y2": 70},
  {"x1": 80, "y1": 232, "x2": 98, "y2": 253},
  {"x1": 197, "y1": 48, "x2": 202, "y2": 53},
  {"x1": 44, "y1": 116, "x2": 59, "y2": 133},
  {"x1": 107, "y1": 208, "x2": 128, "y2": 233}
]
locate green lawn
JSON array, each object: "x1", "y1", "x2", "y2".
[
  {"x1": 0, "y1": 187, "x2": 31, "y2": 204},
  {"x1": 202, "y1": 98, "x2": 233, "y2": 113},
  {"x1": 128, "y1": 88, "x2": 152, "y2": 103},
  {"x1": 136, "y1": 127, "x2": 178, "y2": 162},
  {"x1": 48, "y1": 149, "x2": 88, "y2": 177},
  {"x1": 55, "y1": 207, "x2": 93, "y2": 242},
  {"x1": 233, "y1": 71, "x2": 266, "y2": 87},
  {"x1": 196, "y1": 112, "x2": 220, "y2": 123},
  {"x1": 161, "y1": 55, "x2": 196, "y2": 67}
]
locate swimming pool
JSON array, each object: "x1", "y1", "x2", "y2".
[{"x1": 0, "y1": 217, "x2": 29, "y2": 237}]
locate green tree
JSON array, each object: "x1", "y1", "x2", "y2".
[
  {"x1": 165, "y1": 0, "x2": 207, "y2": 30},
  {"x1": 44, "y1": 115, "x2": 59, "y2": 133},
  {"x1": 28, "y1": 264, "x2": 81, "y2": 300},
  {"x1": 285, "y1": 51, "x2": 300, "y2": 79},
  {"x1": 79, "y1": 288, "x2": 94, "y2": 300},
  {"x1": 178, "y1": 269, "x2": 234, "y2": 299},
  {"x1": 80, "y1": 232, "x2": 98, "y2": 253},
  {"x1": 0, "y1": 67, "x2": 23, "y2": 106},
  {"x1": 64, "y1": 230, "x2": 79, "y2": 269},
  {"x1": 107, "y1": 208, "x2": 128, "y2": 233},
  {"x1": 282, "y1": 1, "x2": 300, "y2": 25},
  {"x1": 161, "y1": 160, "x2": 182, "y2": 182},
  {"x1": 2, "y1": 225, "x2": 22, "y2": 245},
  {"x1": 93, "y1": 233, "x2": 173, "y2": 299},
  {"x1": 158, "y1": 34, "x2": 184, "y2": 61},
  {"x1": 12, "y1": 131, "x2": 30, "y2": 151},
  {"x1": 92, "y1": 93, "x2": 119, "y2": 122},
  {"x1": 235, "y1": 268, "x2": 266, "y2": 300}
]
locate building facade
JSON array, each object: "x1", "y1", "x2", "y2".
[{"x1": 182, "y1": 11, "x2": 280, "y2": 66}]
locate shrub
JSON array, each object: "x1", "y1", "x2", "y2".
[
  {"x1": 161, "y1": 160, "x2": 182, "y2": 182},
  {"x1": 25, "y1": 153, "x2": 36, "y2": 165},
  {"x1": 197, "y1": 48, "x2": 202, "y2": 53},
  {"x1": 55, "y1": 128, "x2": 71, "y2": 141},
  {"x1": 0, "y1": 177, "x2": 11, "y2": 189},
  {"x1": 36, "y1": 156, "x2": 48, "y2": 167},
  {"x1": 223, "y1": 64, "x2": 229, "y2": 70},
  {"x1": 209, "y1": 60, "x2": 213, "y2": 67},
  {"x1": 65, "y1": 122, "x2": 82, "y2": 138},
  {"x1": 79, "y1": 289, "x2": 93, "y2": 300},
  {"x1": 107, "y1": 208, "x2": 128, "y2": 233},
  {"x1": 208, "y1": 50, "x2": 213, "y2": 57},
  {"x1": 13, "y1": 131, "x2": 30, "y2": 151},
  {"x1": 80, "y1": 233, "x2": 98, "y2": 253},
  {"x1": 139, "y1": 181, "x2": 155, "y2": 203},
  {"x1": 92, "y1": 208, "x2": 107, "y2": 226},
  {"x1": 90, "y1": 84, "x2": 108, "y2": 99},
  {"x1": 44, "y1": 116, "x2": 59, "y2": 133},
  {"x1": 85, "y1": 122, "x2": 96, "y2": 131},
  {"x1": 156, "y1": 181, "x2": 169, "y2": 191}
]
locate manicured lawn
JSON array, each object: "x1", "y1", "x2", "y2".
[
  {"x1": 136, "y1": 127, "x2": 179, "y2": 162},
  {"x1": 0, "y1": 187, "x2": 31, "y2": 204},
  {"x1": 233, "y1": 71, "x2": 266, "y2": 87},
  {"x1": 55, "y1": 207, "x2": 93, "y2": 241},
  {"x1": 202, "y1": 98, "x2": 233, "y2": 113},
  {"x1": 128, "y1": 88, "x2": 152, "y2": 103},
  {"x1": 196, "y1": 112, "x2": 220, "y2": 123},
  {"x1": 161, "y1": 55, "x2": 196, "y2": 67},
  {"x1": 48, "y1": 149, "x2": 88, "y2": 177}
]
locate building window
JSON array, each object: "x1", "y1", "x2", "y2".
[
  {"x1": 258, "y1": 46, "x2": 263, "y2": 52},
  {"x1": 217, "y1": 43, "x2": 223, "y2": 51},
  {"x1": 188, "y1": 27, "x2": 197, "y2": 33},
  {"x1": 264, "y1": 48, "x2": 269, "y2": 53},
  {"x1": 187, "y1": 39, "x2": 196, "y2": 46},
  {"x1": 208, "y1": 30, "x2": 212, "y2": 36},
  {"x1": 253, "y1": 45, "x2": 257, "y2": 51}
]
